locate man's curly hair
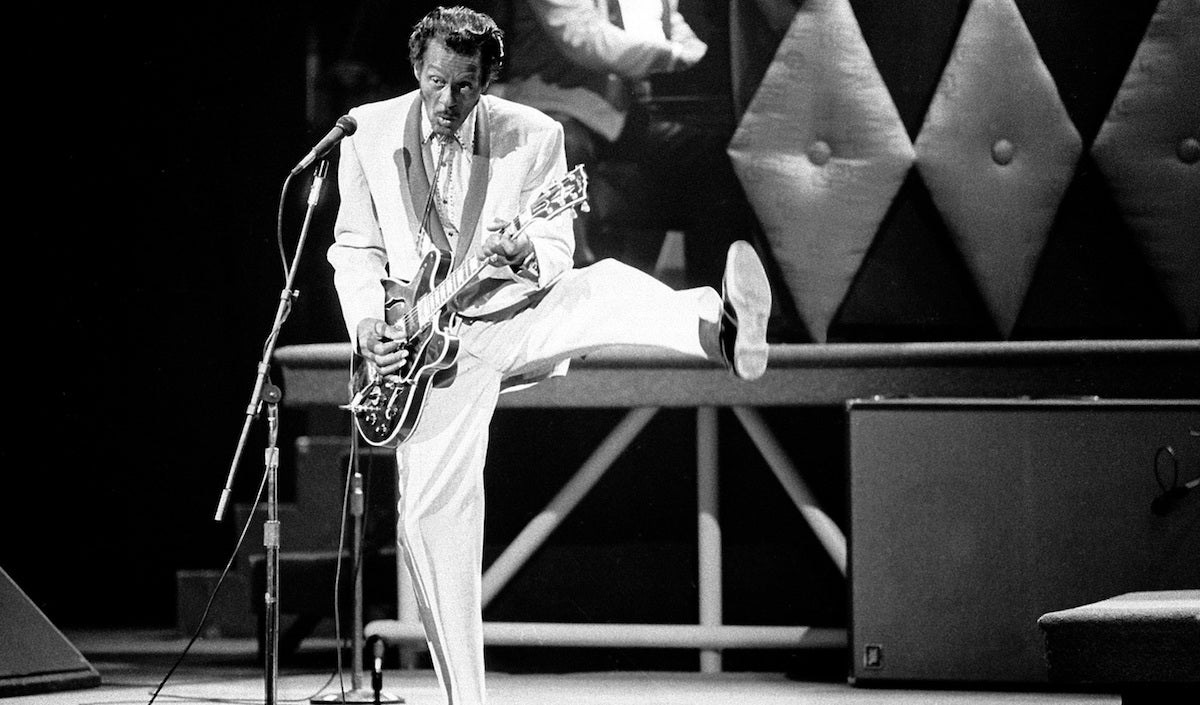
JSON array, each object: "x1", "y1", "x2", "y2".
[{"x1": 409, "y1": 6, "x2": 505, "y2": 84}]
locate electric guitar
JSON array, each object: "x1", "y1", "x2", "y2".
[{"x1": 343, "y1": 164, "x2": 589, "y2": 447}]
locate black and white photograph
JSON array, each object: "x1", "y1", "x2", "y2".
[{"x1": 2, "y1": 1, "x2": 1197, "y2": 704}]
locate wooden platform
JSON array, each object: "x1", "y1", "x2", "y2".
[{"x1": 273, "y1": 340, "x2": 1200, "y2": 408}]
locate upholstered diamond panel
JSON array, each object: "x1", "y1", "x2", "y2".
[
  {"x1": 1091, "y1": 0, "x2": 1200, "y2": 335},
  {"x1": 913, "y1": 0, "x2": 1082, "y2": 338},
  {"x1": 727, "y1": 0, "x2": 913, "y2": 343}
]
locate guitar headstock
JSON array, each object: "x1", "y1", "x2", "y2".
[{"x1": 529, "y1": 165, "x2": 590, "y2": 222}]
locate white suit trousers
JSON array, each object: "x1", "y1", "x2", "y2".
[{"x1": 394, "y1": 259, "x2": 722, "y2": 704}]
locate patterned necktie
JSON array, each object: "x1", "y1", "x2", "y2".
[{"x1": 431, "y1": 136, "x2": 460, "y2": 244}]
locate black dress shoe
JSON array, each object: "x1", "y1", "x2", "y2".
[{"x1": 718, "y1": 241, "x2": 771, "y2": 380}]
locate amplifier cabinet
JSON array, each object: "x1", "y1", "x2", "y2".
[{"x1": 847, "y1": 398, "x2": 1200, "y2": 685}]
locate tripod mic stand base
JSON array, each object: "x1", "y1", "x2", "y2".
[{"x1": 311, "y1": 687, "x2": 405, "y2": 704}]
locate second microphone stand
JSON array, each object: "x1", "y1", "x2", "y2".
[{"x1": 312, "y1": 454, "x2": 403, "y2": 704}]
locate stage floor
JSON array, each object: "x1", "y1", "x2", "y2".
[{"x1": 3, "y1": 630, "x2": 1121, "y2": 705}]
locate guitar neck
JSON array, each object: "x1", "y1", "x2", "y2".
[
  {"x1": 405, "y1": 164, "x2": 587, "y2": 333},
  {"x1": 414, "y1": 211, "x2": 534, "y2": 326}
]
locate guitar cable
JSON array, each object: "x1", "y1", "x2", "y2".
[
  {"x1": 325, "y1": 415, "x2": 370, "y2": 703},
  {"x1": 143, "y1": 418, "x2": 361, "y2": 705},
  {"x1": 1152, "y1": 444, "x2": 1200, "y2": 516},
  {"x1": 276, "y1": 170, "x2": 297, "y2": 281}
]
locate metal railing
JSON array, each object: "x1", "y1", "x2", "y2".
[{"x1": 366, "y1": 404, "x2": 847, "y2": 673}]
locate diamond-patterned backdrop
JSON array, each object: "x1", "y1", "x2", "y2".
[{"x1": 728, "y1": 0, "x2": 1198, "y2": 342}]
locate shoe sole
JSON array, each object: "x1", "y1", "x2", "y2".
[{"x1": 724, "y1": 241, "x2": 771, "y2": 380}]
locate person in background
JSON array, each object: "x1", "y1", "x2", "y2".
[{"x1": 503, "y1": 0, "x2": 748, "y2": 285}]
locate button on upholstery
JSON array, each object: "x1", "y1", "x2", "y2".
[
  {"x1": 1177, "y1": 137, "x2": 1199, "y2": 165},
  {"x1": 807, "y1": 140, "x2": 832, "y2": 166},
  {"x1": 992, "y1": 139, "x2": 1015, "y2": 165}
]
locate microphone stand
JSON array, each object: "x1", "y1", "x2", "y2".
[
  {"x1": 213, "y1": 160, "x2": 330, "y2": 705},
  {"x1": 263, "y1": 396, "x2": 282, "y2": 705}
]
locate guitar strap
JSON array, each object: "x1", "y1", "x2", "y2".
[{"x1": 399, "y1": 97, "x2": 492, "y2": 267}]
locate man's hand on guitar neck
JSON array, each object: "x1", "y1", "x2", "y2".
[
  {"x1": 356, "y1": 318, "x2": 409, "y2": 377},
  {"x1": 481, "y1": 218, "x2": 538, "y2": 279}
]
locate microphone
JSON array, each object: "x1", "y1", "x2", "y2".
[{"x1": 290, "y1": 115, "x2": 357, "y2": 174}]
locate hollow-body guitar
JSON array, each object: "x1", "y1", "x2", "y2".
[{"x1": 344, "y1": 165, "x2": 589, "y2": 447}]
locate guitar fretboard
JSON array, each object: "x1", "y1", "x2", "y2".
[
  {"x1": 400, "y1": 164, "x2": 585, "y2": 338},
  {"x1": 402, "y1": 213, "x2": 529, "y2": 337}
]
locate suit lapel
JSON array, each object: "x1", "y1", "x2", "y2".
[
  {"x1": 453, "y1": 103, "x2": 491, "y2": 266},
  {"x1": 398, "y1": 97, "x2": 452, "y2": 254}
]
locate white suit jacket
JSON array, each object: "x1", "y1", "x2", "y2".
[{"x1": 327, "y1": 91, "x2": 576, "y2": 342}]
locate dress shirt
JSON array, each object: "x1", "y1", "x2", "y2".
[
  {"x1": 418, "y1": 103, "x2": 541, "y2": 279},
  {"x1": 421, "y1": 107, "x2": 476, "y2": 250}
]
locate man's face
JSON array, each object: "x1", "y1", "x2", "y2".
[{"x1": 414, "y1": 40, "x2": 485, "y2": 137}]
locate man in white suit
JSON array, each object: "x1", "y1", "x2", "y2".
[{"x1": 327, "y1": 6, "x2": 771, "y2": 704}]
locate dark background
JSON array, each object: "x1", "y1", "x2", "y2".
[
  {"x1": 2, "y1": 0, "x2": 1190, "y2": 674},
  {"x1": 5, "y1": 0, "x2": 811, "y2": 637}
]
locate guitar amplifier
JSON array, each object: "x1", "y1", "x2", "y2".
[{"x1": 847, "y1": 398, "x2": 1200, "y2": 685}]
